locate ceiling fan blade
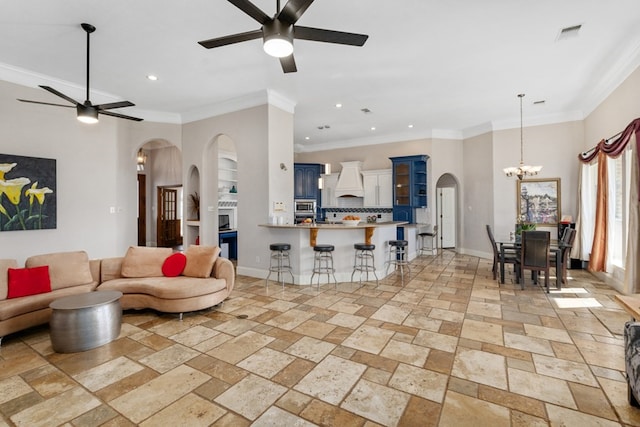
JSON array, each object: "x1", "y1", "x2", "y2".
[
  {"x1": 278, "y1": 0, "x2": 314, "y2": 25},
  {"x1": 280, "y1": 54, "x2": 297, "y2": 73},
  {"x1": 17, "y1": 99, "x2": 75, "y2": 108},
  {"x1": 295, "y1": 26, "x2": 368, "y2": 46},
  {"x1": 198, "y1": 29, "x2": 262, "y2": 49},
  {"x1": 228, "y1": 0, "x2": 270, "y2": 24},
  {"x1": 39, "y1": 85, "x2": 80, "y2": 106},
  {"x1": 99, "y1": 110, "x2": 143, "y2": 122},
  {"x1": 95, "y1": 100, "x2": 135, "y2": 110}
]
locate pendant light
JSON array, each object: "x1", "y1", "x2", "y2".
[{"x1": 503, "y1": 94, "x2": 542, "y2": 179}]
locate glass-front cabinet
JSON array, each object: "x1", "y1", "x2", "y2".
[{"x1": 390, "y1": 155, "x2": 429, "y2": 223}]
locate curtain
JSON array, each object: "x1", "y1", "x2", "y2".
[
  {"x1": 578, "y1": 117, "x2": 640, "y2": 285},
  {"x1": 624, "y1": 136, "x2": 639, "y2": 292},
  {"x1": 589, "y1": 151, "x2": 608, "y2": 272}
]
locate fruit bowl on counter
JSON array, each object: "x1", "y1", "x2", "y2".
[{"x1": 342, "y1": 216, "x2": 360, "y2": 227}]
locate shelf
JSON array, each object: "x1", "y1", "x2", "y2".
[{"x1": 186, "y1": 220, "x2": 200, "y2": 226}]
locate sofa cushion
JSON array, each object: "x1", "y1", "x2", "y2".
[
  {"x1": 0, "y1": 259, "x2": 19, "y2": 301},
  {"x1": 162, "y1": 253, "x2": 187, "y2": 277},
  {"x1": 183, "y1": 245, "x2": 220, "y2": 278},
  {"x1": 7, "y1": 266, "x2": 51, "y2": 299},
  {"x1": 121, "y1": 246, "x2": 172, "y2": 278},
  {"x1": 0, "y1": 284, "x2": 96, "y2": 321},
  {"x1": 97, "y1": 276, "x2": 227, "y2": 299},
  {"x1": 26, "y1": 251, "x2": 94, "y2": 290}
]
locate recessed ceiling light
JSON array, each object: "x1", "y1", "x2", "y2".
[
  {"x1": 335, "y1": 103, "x2": 342, "y2": 108},
  {"x1": 370, "y1": 126, "x2": 376, "y2": 131},
  {"x1": 408, "y1": 124, "x2": 414, "y2": 128},
  {"x1": 305, "y1": 136, "x2": 310, "y2": 140},
  {"x1": 146, "y1": 75, "x2": 158, "y2": 81}
]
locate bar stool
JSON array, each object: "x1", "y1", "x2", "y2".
[
  {"x1": 351, "y1": 243, "x2": 378, "y2": 286},
  {"x1": 386, "y1": 240, "x2": 410, "y2": 286},
  {"x1": 418, "y1": 225, "x2": 438, "y2": 255},
  {"x1": 310, "y1": 244, "x2": 337, "y2": 288},
  {"x1": 266, "y1": 243, "x2": 294, "y2": 288}
]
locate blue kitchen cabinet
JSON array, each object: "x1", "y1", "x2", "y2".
[
  {"x1": 294, "y1": 163, "x2": 323, "y2": 200},
  {"x1": 390, "y1": 155, "x2": 429, "y2": 223}
]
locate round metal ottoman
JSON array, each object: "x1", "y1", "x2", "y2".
[{"x1": 49, "y1": 290, "x2": 123, "y2": 353}]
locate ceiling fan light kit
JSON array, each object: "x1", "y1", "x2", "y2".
[
  {"x1": 17, "y1": 23, "x2": 142, "y2": 123},
  {"x1": 503, "y1": 94, "x2": 542, "y2": 180},
  {"x1": 77, "y1": 104, "x2": 98, "y2": 124},
  {"x1": 263, "y1": 20, "x2": 294, "y2": 57}
]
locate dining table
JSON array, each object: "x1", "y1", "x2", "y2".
[{"x1": 497, "y1": 239, "x2": 571, "y2": 291}]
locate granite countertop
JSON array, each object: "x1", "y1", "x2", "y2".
[{"x1": 259, "y1": 221, "x2": 407, "y2": 229}]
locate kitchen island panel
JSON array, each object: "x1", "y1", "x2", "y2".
[{"x1": 260, "y1": 223, "x2": 402, "y2": 285}]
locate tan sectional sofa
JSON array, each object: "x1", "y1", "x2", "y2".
[{"x1": 0, "y1": 246, "x2": 235, "y2": 344}]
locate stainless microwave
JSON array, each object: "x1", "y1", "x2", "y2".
[{"x1": 294, "y1": 199, "x2": 316, "y2": 214}]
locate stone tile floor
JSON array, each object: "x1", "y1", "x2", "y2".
[{"x1": 1, "y1": 250, "x2": 640, "y2": 426}]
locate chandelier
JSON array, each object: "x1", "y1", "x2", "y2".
[{"x1": 503, "y1": 93, "x2": 542, "y2": 179}]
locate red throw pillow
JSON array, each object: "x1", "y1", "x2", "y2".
[
  {"x1": 162, "y1": 253, "x2": 187, "y2": 277},
  {"x1": 7, "y1": 266, "x2": 52, "y2": 299}
]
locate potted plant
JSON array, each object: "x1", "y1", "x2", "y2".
[
  {"x1": 189, "y1": 192, "x2": 200, "y2": 220},
  {"x1": 515, "y1": 215, "x2": 535, "y2": 242}
]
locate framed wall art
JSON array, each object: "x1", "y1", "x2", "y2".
[
  {"x1": 0, "y1": 154, "x2": 56, "y2": 231},
  {"x1": 517, "y1": 178, "x2": 560, "y2": 225}
]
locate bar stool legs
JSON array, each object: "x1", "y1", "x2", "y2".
[
  {"x1": 386, "y1": 240, "x2": 410, "y2": 286},
  {"x1": 266, "y1": 243, "x2": 294, "y2": 289},
  {"x1": 351, "y1": 243, "x2": 378, "y2": 286},
  {"x1": 310, "y1": 245, "x2": 337, "y2": 289}
]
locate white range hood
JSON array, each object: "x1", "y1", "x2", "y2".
[{"x1": 335, "y1": 161, "x2": 364, "y2": 197}]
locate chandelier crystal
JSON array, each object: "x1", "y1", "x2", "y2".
[{"x1": 503, "y1": 94, "x2": 542, "y2": 180}]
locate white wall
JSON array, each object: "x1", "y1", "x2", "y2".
[{"x1": 0, "y1": 80, "x2": 182, "y2": 264}]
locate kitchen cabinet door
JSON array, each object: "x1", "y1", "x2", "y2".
[
  {"x1": 362, "y1": 170, "x2": 392, "y2": 208},
  {"x1": 321, "y1": 173, "x2": 338, "y2": 207}
]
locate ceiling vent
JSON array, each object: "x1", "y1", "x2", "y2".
[{"x1": 556, "y1": 24, "x2": 582, "y2": 41}]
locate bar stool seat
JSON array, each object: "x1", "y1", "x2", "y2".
[
  {"x1": 266, "y1": 243, "x2": 294, "y2": 288},
  {"x1": 386, "y1": 240, "x2": 410, "y2": 286},
  {"x1": 351, "y1": 243, "x2": 378, "y2": 286},
  {"x1": 418, "y1": 225, "x2": 438, "y2": 255},
  {"x1": 310, "y1": 244, "x2": 337, "y2": 288}
]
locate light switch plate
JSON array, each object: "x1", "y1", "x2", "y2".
[{"x1": 274, "y1": 201, "x2": 285, "y2": 211}]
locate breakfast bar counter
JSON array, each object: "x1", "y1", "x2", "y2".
[{"x1": 259, "y1": 222, "x2": 407, "y2": 285}]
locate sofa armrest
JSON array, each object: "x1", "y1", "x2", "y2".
[{"x1": 212, "y1": 257, "x2": 235, "y2": 294}]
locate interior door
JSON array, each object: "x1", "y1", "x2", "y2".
[
  {"x1": 439, "y1": 187, "x2": 456, "y2": 248},
  {"x1": 137, "y1": 174, "x2": 146, "y2": 246},
  {"x1": 157, "y1": 187, "x2": 181, "y2": 247}
]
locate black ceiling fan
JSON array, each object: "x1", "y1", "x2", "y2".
[
  {"x1": 198, "y1": 0, "x2": 369, "y2": 73},
  {"x1": 18, "y1": 23, "x2": 142, "y2": 123}
]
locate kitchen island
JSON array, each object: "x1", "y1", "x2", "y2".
[{"x1": 259, "y1": 221, "x2": 407, "y2": 285}]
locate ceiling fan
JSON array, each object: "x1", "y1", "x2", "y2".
[
  {"x1": 198, "y1": 0, "x2": 369, "y2": 73},
  {"x1": 18, "y1": 23, "x2": 142, "y2": 123}
]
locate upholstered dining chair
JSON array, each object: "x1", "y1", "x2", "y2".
[
  {"x1": 551, "y1": 227, "x2": 576, "y2": 284},
  {"x1": 486, "y1": 225, "x2": 518, "y2": 283},
  {"x1": 518, "y1": 230, "x2": 551, "y2": 291}
]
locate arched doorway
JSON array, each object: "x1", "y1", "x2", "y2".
[
  {"x1": 435, "y1": 173, "x2": 459, "y2": 250},
  {"x1": 134, "y1": 139, "x2": 182, "y2": 247}
]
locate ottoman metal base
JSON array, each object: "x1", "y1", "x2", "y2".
[{"x1": 49, "y1": 291, "x2": 123, "y2": 353}]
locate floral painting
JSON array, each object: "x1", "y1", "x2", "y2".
[{"x1": 0, "y1": 154, "x2": 56, "y2": 231}]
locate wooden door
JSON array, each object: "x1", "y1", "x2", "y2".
[
  {"x1": 137, "y1": 174, "x2": 146, "y2": 246},
  {"x1": 157, "y1": 187, "x2": 182, "y2": 247}
]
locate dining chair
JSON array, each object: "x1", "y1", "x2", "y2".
[
  {"x1": 551, "y1": 227, "x2": 576, "y2": 284},
  {"x1": 486, "y1": 224, "x2": 518, "y2": 282},
  {"x1": 518, "y1": 230, "x2": 551, "y2": 291}
]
